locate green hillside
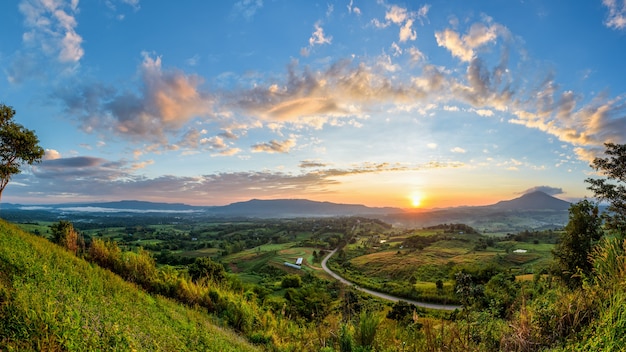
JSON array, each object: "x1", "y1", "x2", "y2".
[{"x1": 0, "y1": 220, "x2": 259, "y2": 351}]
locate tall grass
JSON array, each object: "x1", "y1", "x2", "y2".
[{"x1": 0, "y1": 220, "x2": 258, "y2": 351}]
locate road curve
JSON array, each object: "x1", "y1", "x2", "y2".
[{"x1": 321, "y1": 248, "x2": 461, "y2": 311}]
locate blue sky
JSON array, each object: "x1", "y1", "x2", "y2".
[{"x1": 1, "y1": 0, "x2": 625, "y2": 208}]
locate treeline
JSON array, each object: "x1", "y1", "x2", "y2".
[{"x1": 424, "y1": 223, "x2": 480, "y2": 234}]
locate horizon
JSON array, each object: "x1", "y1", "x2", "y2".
[
  {"x1": 1, "y1": 1, "x2": 625, "y2": 209},
  {"x1": 4, "y1": 189, "x2": 576, "y2": 211}
]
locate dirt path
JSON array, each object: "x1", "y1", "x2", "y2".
[{"x1": 321, "y1": 249, "x2": 462, "y2": 311}]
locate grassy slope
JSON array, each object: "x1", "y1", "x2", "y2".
[{"x1": 0, "y1": 220, "x2": 259, "y2": 352}]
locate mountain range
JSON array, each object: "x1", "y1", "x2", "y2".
[{"x1": 2, "y1": 191, "x2": 572, "y2": 232}]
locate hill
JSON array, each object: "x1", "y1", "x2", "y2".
[
  {"x1": 211, "y1": 198, "x2": 399, "y2": 217},
  {"x1": 385, "y1": 191, "x2": 571, "y2": 232},
  {"x1": 0, "y1": 220, "x2": 258, "y2": 351},
  {"x1": 487, "y1": 191, "x2": 571, "y2": 211},
  {"x1": 3, "y1": 198, "x2": 401, "y2": 218}
]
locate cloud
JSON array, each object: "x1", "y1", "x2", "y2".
[
  {"x1": 33, "y1": 156, "x2": 132, "y2": 182},
  {"x1": 417, "y1": 5, "x2": 430, "y2": 23},
  {"x1": 299, "y1": 160, "x2": 329, "y2": 168},
  {"x1": 451, "y1": 147, "x2": 466, "y2": 153},
  {"x1": 384, "y1": 5, "x2": 417, "y2": 42},
  {"x1": 520, "y1": 186, "x2": 564, "y2": 196},
  {"x1": 435, "y1": 22, "x2": 505, "y2": 62},
  {"x1": 10, "y1": 0, "x2": 84, "y2": 83},
  {"x1": 347, "y1": 0, "x2": 361, "y2": 15},
  {"x1": 104, "y1": 0, "x2": 140, "y2": 20},
  {"x1": 232, "y1": 0, "x2": 263, "y2": 20},
  {"x1": 603, "y1": 0, "x2": 626, "y2": 30},
  {"x1": 43, "y1": 149, "x2": 62, "y2": 160},
  {"x1": 399, "y1": 19, "x2": 417, "y2": 42},
  {"x1": 9, "y1": 157, "x2": 465, "y2": 204},
  {"x1": 474, "y1": 109, "x2": 494, "y2": 117},
  {"x1": 509, "y1": 86, "x2": 626, "y2": 160},
  {"x1": 53, "y1": 53, "x2": 214, "y2": 143},
  {"x1": 407, "y1": 47, "x2": 425, "y2": 62},
  {"x1": 231, "y1": 59, "x2": 439, "y2": 127},
  {"x1": 309, "y1": 22, "x2": 333, "y2": 46},
  {"x1": 251, "y1": 138, "x2": 296, "y2": 153}
]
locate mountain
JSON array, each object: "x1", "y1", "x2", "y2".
[
  {"x1": 3, "y1": 192, "x2": 571, "y2": 230},
  {"x1": 487, "y1": 191, "x2": 571, "y2": 211},
  {"x1": 209, "y1": 198, "x2": 400, "y2": 217},
  {"x1": 3, "y1": 198, "x2": 401, "y2": 218},
  {"x1": 383, "y1": 191, "x2": 571, "y2": 232}
]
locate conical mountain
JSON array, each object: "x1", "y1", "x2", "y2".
[{"x1": 489, "y1": 191, "x2": 570, "y2": 211}]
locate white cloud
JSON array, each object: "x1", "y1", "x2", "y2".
[
  {"x1": 385, "y1": 5, "x2": 417, "y2": 42},
  {"x1": 385, "y1": 5, "x2": 408, "y2": 24},
  {"x1": 435, "y1": 22, "x2": 505, "y2": 62},
  {"x1": 44, "y1": 149, "x2": 62, "y2": 160},
  {"x1": 475, "y1": 109, "x2": 494, "y2": 117},
  {"x1": 427, "y1": 143, "x2": 437, "y2": 149},
  {"x1": 451, "y1": 147, "x2": 466, "y2": 153},
  {"x1": 399, "y1": 18, "x2": 417, "y2": 42},
  {"x1": 603, "y1": 0, "x2": 626, "y2": 30},
  {"x1": 309, "y1": 22, "x2": 333, "y2": 46},
  {"x1": 18, "y1": 0, "x2": 84, "y2": 63},
  {"x1": 347, "y1": 0, "x2": 361, "y2": 15}
]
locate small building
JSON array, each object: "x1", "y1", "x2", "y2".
[
  {"x1": 295, "y1": 257, "x2": 303, "y2": 265},
  {"x1": 284, "y1": 262, "x2": 301, "y2": 269}
]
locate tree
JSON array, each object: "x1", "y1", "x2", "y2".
[
  {"x1": 552, "y1": 200, "x2": 603, "y2": 288},
  {"x1": 0, "y1": 104, "x2": 45, "y2": 202},
  {"x1": 281, "y1": 274, "x2": 302, "y2": 288},
  {"x1": 51, "y1": 220, "x2": 83, "y2": 254},
  {"x1": 188, "y1": 257, "x2": 226, "y2": 283},
  {"x1": 586, "y1": 143, "x2": 626, "y2": 236}
]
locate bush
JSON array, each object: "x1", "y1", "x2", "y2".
[{"x1": 281, "y1": 274, "x2": 302, "y2": 288}]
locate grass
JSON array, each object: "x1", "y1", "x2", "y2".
[{"x1": 0, "y1": 220, "x2": 259, "y2": 351}]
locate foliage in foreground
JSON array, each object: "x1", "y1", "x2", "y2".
[{"x1": 0, "y1": 220, "x2": 258, "y2": 351}]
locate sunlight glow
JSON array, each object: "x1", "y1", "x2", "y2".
[{"x1": 410, "y1": 192, "x2": 423, "y2": 208}]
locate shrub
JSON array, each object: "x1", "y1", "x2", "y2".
[{"x1": 356, "y1": 310, "x2": 380, "y2": 349}]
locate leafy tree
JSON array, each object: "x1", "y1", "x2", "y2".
[
  {"x1": 188, "y1": 257, "x2": 226, "y2": 283},
  {"x1": 50, "y1": 220, "x2": 83, "y2": 254},
  {"x1": 0, "y1": 104, "x2": 45, "y2": 202},
  {"x1": 281, "y1": 274, "x2": 302, "y2": 288},
  {"x1": 552, "y1": 200, "x2": 603, "y2": 288},
  {"x1": 386, "y1": 300, "x2": 421, "y2": 327},
  {"x1": 586, "y1": 143, "x2": 626, "y2": 236}
]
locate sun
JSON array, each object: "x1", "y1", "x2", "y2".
[{"x1": 410, "y1": 192, "x2": 423, "y2": 208}]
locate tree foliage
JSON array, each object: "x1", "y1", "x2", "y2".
[
  {"x1": 552, "y1": 200, "x2": 603, "y2": 287},
  {"x1": 586, "y1": 143, "x2": 626, "y2": 236},
  {"x1": 50, "y1": 220, "x2": 83, "y2": 254},
  {"x1": 188, "y1": 257, "x2": 226, "y2": 283},
  {"x1": 0, "y1": 104, "x2": 45, "y2": 200}
]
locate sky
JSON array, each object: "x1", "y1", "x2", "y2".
[{"x1": 1, "y1": 0, "x2": 626, "y2": 209}]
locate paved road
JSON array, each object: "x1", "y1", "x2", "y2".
[{"x1": 321, "y1": 248, "x2": 461, "y2": 311}]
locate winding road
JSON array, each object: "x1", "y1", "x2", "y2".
[{"x1": 321, "y1": 249, "x2": 461, "y2": 311}]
